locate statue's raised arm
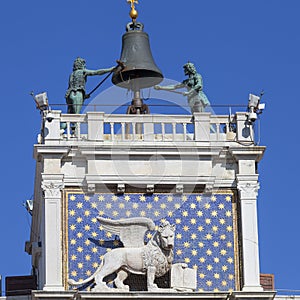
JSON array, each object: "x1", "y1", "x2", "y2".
[{"x1": 155, "y1": 62, "x2": 210, "y2": 113}]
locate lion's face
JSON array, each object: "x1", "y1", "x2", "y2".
[{"x1": 158, "y1": 224, "x2": 175, "y2": 250}]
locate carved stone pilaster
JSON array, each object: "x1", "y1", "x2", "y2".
[
  {"x1": 42, "y1": 181, "x2": 64, "y2": 198},
  {"x1": 237, "y1": 182, "x2": 260, "y2": 200}
]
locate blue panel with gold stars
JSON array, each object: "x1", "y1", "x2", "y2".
[{"x1": 66, "y1": 192, "x2": 237, "y2": 292}]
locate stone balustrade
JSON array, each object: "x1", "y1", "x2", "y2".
[{"x1": 42, "y1": 111, "x2": 253, "y2": 145}]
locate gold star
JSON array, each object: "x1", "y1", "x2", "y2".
[
  {"x1": 190, "y1": 218, "x2": 197, "y2": 225},
  {"x1": 167, "y1": 195, "x2": 173, "y2": 202},
  {"x1": 227, "y1": 242, "x2": 233, "y2": 248},
  {"x1": 206, "y1": 249, "x2": 212, "y2": 256},
  {"x1": 124, "y1": 195, "x2": 130, "y2": 202},
  {"x1": 184, "y1": 257, "x2": 190, "y2": 263},
  {"x1": 176, "y1": 233, "x2": 182, "y2": 239},
  {"x1": 92, "y1": 262, "x2": 99, "y2": 269},
  {"x1": 91, "y1": 218, "x2": 97, "y2": 223},
  {"x1": 76, "y1": 203, "x2": 83, "y2": 209},
  {"x1": 228, "y1": 274, "x2": 234, "y2": 280},
  {"x1": 84, "y1": 195, "x2": 90, "y2": 201},
  {"x1": 70, "y1": 224, "x2": 76, "y2": 231},
  {"x1": 190, "y1": 203, "x2": 196, "y2": 209},
  {"x1": 106, "y1": 232, "x2": 112, "y2": 238},
  {"x1": 183, "y1": 225, "x2": 189, "y2": 232},
  {"x1": 146, "y1": 203, "x2": 152, "y2": 209},
  {"x1": 176, "y1": 218, "x2": 181, "y2": 224},
  {"x1": 227, "y1": 257, "x2": 234, "y2": 264},
  {"x1": 113, "y1": 211, "x2": 119, "y2": 217},
  {"x1": 91, "y1": 232, "x2": 98, "y2": 238},
  {"x1": 140, "y1": 211, "x2": 146, "y2": 217},
  {"x1": 174, "y1": 203, "x2": 181, "y2": 209},
  {"x1": 77, "y1": 232, "x2": 83, "y2": 238},
  {"x1": 220, "y1": 249, "x2": 227, "y2": 256},
  {"x1": 226, "y1": 195, "x2": 231, "y2": 202},
  {"x1": 211, "y1": 195, "x2": 217, "y2": 202},
  {"x1": 167, "y1": 211, "x2": 173, "y2": 217},
  {"x1": 219, "y1": 219, "x2": 226, "y2": 225},
  {"x1": 205, "y1": 234, "x2": 212, "y2": 240},
  {"x1": 77, "y1": 246, "x2": 83, "y2": 253},
  {"x1": 71, "y1": 270, "x2": 77, "y2": 277},
  {"x1": 184, "y1": 241, "x2": 190, "y2": 248},
  {"x1": 76, "y1": 217, "x2": 83, "y2": 223},
  {"x1": 113, "y1": 240, "x2": 120, "y2": 246},
  {"x1": 91, "y1": 202, "x2": 98, "y2": 208},
  {"x1": 147, "y1": 233, "x2": 152, "y2": 239},
  {"x1": 71, "y1": 254, "x2": 77, "y2": 261},
  {"x1": 111, "y1": 195, "x2": 118, "y2": 201},
  {"x1": 78, "y1": 262, "x2": 84, "y2": 269},
  {"x1": 218, "y1": 203, "x2": 225, "y2": 209},
  {"x1": 211, "y1": 210, "x2": 218, "y2": 217},
  {"x1": 132, "y1": 203, "x2": 139, "y2": 209},
  {"x1": 98, "y1": 210, "x2": 105, "y2": 216},
  {"x1": 214, "y1": 273, "x2": 220, "y2": 279},
  {"x1": 226, "y1": 226, "x2": 233, "y2": 232},
  {"x1": 181, "y1": 195, "x2": 188, "y2": 202},
  {"x1": 98, "y1": 195, "x2": 105, "y2": 201},
  {"x1": 84, "y1": 210, "x2": 90, "y2": 217},
  {"x1": 106, "y1": 203, "x2": 112, "y2": 209},
  {"x1": 222, "y1": 280, "x2": 227, "y2": 286},
  {"x1": 220, "y1": 234, "x2": 226, "y2": 240},
  {"x1": 199, "y1": 257, "x2": 205, "y2": 263},
  {"x1": 160, "y1": 203, "x2": 167, "y2": 209},
  {"x1": 226, "y1": 211, "x2": 232, "y2": 217},
  {"x1": 198, "y1": 242, "x2": 204, "y2": 248},
  {"x1": 69, "y1": 210, "x2": 76, "y2": 216},
  {"x1": 222, "y1": 265, "x2": 228, "y2": 272},
  {"x1": 176, "y1": 249, "x2": 182, "y2": 255},
  {"x1": 182, "y1": 211, "x2": 188, "y2": 217},
  {"x1": 196, "y1": 196, "x2": 202, "y2": 202},
  {"x1": 214, "y1": 288, "x2": 219, "y2": 292},
  {"x1": 212, "y1": 226, "x2": 218, "y2": 232},
  {"x1": 205, "y1": 219, "x2": 211, "y2": 225},
  {"x1": 214, "y1": 257, "x2": 220, "y2": 263},
  {"x1": 139, "y1": 195, "x2": 146, "y2": 202},
  {"x1": 206, "y1": 280, "x2": 212, "y2": 287},
  {"x1": 199, "y1": 273, "x2": 205, "y2": 279},
  {"x1": 85, "y1": 255, "x2": 91, "y2": 261},
  {"x1": 119, "y1": 203, "x2": 125, "y2": 209},
  {"x1": 213, "y1": 241, "x2": 219, "y2": 248},
  {"x1": 191, "y1": 233, "x2": 197, "y2": 240},
  {"x1": 92, "y1": 247, "x2": 98, "y2": 253},
  {"x1": 86, "y1": 270, "x2": 92, "y2": 276},
  {"x1": 70, "y1": 195, "x2": 76, "y2": 201},
  {"x1": 204, "y1": 203, "x2": 211, "y2": 209},
  {"x1": 198, "y1": 226, "x2": 204, "y2": 232},
  {"x1": 191, "y1": 249, "x2": 198, "y2": 256},
  {"x1": 154, "y1": 211, "x2": 160, "y2": 217},
  {"x1": 126, "y1": 210, "x2": 131, "y2": 217},
  {"x1": 84, "y1": 225, "x2": 90, "y2": 231},
  {"x1": 70, "y1": 239, "x2": 76, "y2": 245},
  {"x1": 197, "y1": 211, "x2": 203, "y2": 217}
]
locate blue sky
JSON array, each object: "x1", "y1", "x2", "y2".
[{"x1": 1, "y1": 0, "x2": 299, "y2": 294}]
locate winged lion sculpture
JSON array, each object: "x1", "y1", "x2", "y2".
[{"x1": 68, "y1": 217, "x2": 176, "y2": 291}]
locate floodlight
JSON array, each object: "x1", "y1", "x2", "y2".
[
  {"x1": 34, "y1": 92, "x2": 49, "y2": 111},
  {"x1": 247, "y1": 93, "x2": 261, "y2": 123}
]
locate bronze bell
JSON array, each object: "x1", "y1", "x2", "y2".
[{"x1": 112, "y1": 22, "x2": 163, "y2": 90}]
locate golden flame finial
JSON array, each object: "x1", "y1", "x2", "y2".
[{"x1": 127, "y1": 0, "x2": 139, "y2": 22}]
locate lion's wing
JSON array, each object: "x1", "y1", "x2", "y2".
[{"x1": 97, "y1": 217, "x2": 155, "y2": 248}]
